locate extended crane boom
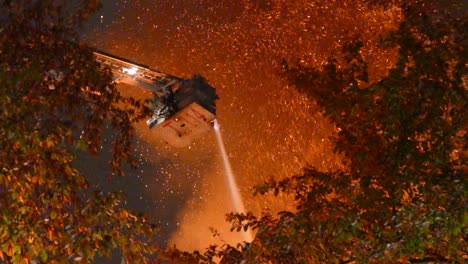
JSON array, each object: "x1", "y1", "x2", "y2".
[
  {"x1": 93, "y1": 51, "x2": 180, "y2": 96},
  {"x1": 93, "y1": 50, "x2": 218, "y2": 147}
]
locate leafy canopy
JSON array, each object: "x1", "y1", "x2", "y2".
[
  {"x1": 0, "y1": 1, "x2": 157, "y2": 263},
  {"x1": 251, "y1": 2, "x2": 466, "y2": 263}
]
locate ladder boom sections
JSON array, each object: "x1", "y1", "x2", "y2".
[{"x1": 93, "y1": 50, "x2": 181, "y2": 96}]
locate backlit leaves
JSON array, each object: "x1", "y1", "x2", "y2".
[{"x1": 0, "y1": 0, "x2": 157, "y2": 263}]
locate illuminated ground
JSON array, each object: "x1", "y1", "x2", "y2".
[{"x1": 81, "y1": 0, "x2": 402, "y2": 258}]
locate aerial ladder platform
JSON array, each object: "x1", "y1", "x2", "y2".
[{"x1": 93, "y1": 51, "x2": 218, "y2": 147}]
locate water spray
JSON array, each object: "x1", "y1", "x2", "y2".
[{"x1": 213, "y1": 119, "x2": 253, "y2": 242}]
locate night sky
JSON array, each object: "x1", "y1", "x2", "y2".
[{"x1": 79, "y1": 0, "x2": 403, "y2": 260}]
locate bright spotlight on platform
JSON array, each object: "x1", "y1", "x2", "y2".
[{"x1": 122, "y1": 66, "x2": 138, "y2": 75}]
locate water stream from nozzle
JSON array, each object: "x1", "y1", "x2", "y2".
[{"x1": 213, "y1": 119, "x2": 253, "y2": 242}]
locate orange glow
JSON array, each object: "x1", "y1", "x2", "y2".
[{"x1": 87, "y1": 0, "x2": 402, "y2": 252}]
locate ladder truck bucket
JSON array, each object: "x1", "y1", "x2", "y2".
[
  {"x1": 148, "y1": 75, "x2": 218, "y2": 148},
  {"x1": 93, "y1": 51, "x2": 218, "y2": 147}
]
